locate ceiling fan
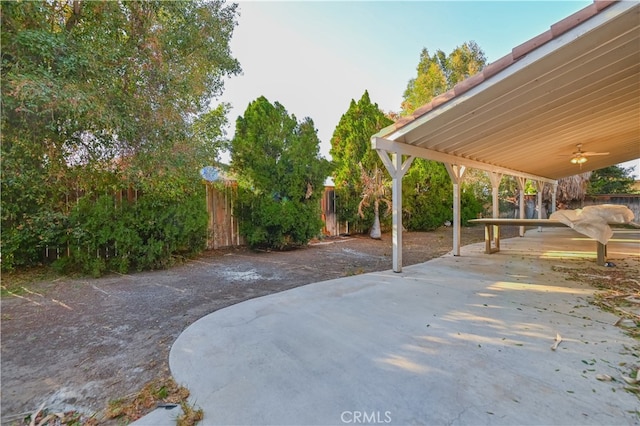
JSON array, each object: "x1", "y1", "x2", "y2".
[{"x1": 568, "y1": 144, "x2": 609, "y2": 166}]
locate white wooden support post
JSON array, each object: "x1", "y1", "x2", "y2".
[
  {"x1": 516, "y1": 177, "x2": 527, "y2": 237},
  {"x1": 206, "y1": 183, "x2": 212, "y2": 249},
  {"x1": 487, "y1": 172, "x2": 503, "y2": 247},
  {"x1": 551, "y1": 182, "x2": 558, "y2": 213},
  {"x1": 536, "y1": 181, "x2": 545, "y2": 232},
  {"x1": 377, "y1": 149, "x2": 414, "y2": 272},
  {"x1": 445, "y1": 164, "x2": 467, "y2": 256}
]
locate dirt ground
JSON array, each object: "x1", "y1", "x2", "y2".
[{"x1": 0, "y1": 226, "x2": 518, "y2": 425}]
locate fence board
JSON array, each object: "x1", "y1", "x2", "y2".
[{"x1": 206, "y1": 184, "x2": 243, "y2": 249}]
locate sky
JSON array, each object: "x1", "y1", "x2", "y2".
[{"x1": 217, "y1": 1, "x2": 639, "y2": 177}]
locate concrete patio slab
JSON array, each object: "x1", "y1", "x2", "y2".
[{"x1": 168, "y1": 228, "x2": 639, "y2": 425}]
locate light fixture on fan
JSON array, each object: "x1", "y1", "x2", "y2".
[
  {"x1": 570, "y1": 154, "x2": 588, "y2": 164},
  {"x1": 568, "y1": 144, "x2": 609, "y2": 167}
]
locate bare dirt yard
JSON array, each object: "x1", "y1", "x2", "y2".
[{"x1": 0, "y1": 226, "x2": 521, "y2": 424}]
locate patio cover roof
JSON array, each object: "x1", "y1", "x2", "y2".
[{"x1": 373, "y1": 0, "x2": 640, "y2": 181}]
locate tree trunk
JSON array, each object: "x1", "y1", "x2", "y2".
[{"x1": 370, "y1": 199, "x2": 382, "y2": 239}]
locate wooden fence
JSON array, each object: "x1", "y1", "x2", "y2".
[
  {"x1": 205, "y1": 183, "x2": 243, "y2": 249},
  {"x1": 44, "y1": 183, "x2": 637, "y2": 260},
  {"x1": 41, "y1": 184, "x2": 347, "y2": 262},
  {"x1": 320, "y1": 186, "x2": 350, "y2": 236},
  {"x1": 582, "y1": 194, "x2": 640, "y2": 221},
  {"x1": 205, "y1": 184, "x2": 347, "y2": 249}
]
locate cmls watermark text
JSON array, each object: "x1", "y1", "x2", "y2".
[{"x1": 341, "y1": 411, "x2": 392, "y2": 424}]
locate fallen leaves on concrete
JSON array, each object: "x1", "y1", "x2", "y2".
[
  {"x1": 552, "y1": 259, "x2": 640, "y2": 400},
  {"x1": 550, "y1": 333, "x2": 562, "y2": 351},
  {"x1": 552, "y1": 261, "x2": 640, "y2": 339}
]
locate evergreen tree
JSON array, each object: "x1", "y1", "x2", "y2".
[
  {"x1": 330, "y1": 91, "x2": 393, "y2": 233},
  {"x1": 402, "y1": 42, "x2": 486, "y2": 115},
  {"x1": 399, "y1": 42, "x2": 487, "y2": 229},
  {"x1": 587, "y1": 165, "x2": 636, "y2": 195},
  {"x1": 230, "y1": 97, "x2": 331, "y2": 249}
]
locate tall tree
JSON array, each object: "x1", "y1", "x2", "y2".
[
  {"x1": 401, "y1": 48, "x2": 447, "y2": 115},
  {"x1": 2, "y1": 0, "x2": 239, "y2": 185},
  {"x1": 397, "y1": 42, "x2": 487, "y2": 229},
  {"x1": 401, "y1": 42, "x2": 486, "y2": 115},
  {"x1": 587, "y1": 165, "x2": 636, "y2": 195},
  {"x1": 230, "y1": 96, "x2": 331, "y2": 249},
  {"x1": 1, "y1": 0, "x2": 240, "y2": 269},
  {"x1": 330, "y1": 91, "x2": 393, "y2": 233}
]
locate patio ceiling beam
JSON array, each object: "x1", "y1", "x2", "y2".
[{"x1": 372, "y1": 137, "x2": 557, "y2": 185}]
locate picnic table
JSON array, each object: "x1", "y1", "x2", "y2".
[{"x1": 469, "y1": 218, "x2": 611, "y2": 265}]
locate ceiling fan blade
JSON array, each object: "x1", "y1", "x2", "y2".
[{"x1": 582, "y1": 152, "x2": 609, "y2": 156}]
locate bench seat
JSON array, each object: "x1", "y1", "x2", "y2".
[{"x1": 468, "y1": 218, "x2": 608, "y2": 265}]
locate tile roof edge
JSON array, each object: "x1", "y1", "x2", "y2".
[
  {"x1": 431, "y1": 90, "x2": 456, "y2": 109},
  {"x1": 482, "y1": 54, "x2": 515, "y2": 80},
  {"x1": 393, "y1": 115, "x2": 415, "y2": 130},
  {"x1": 375, "y1": 121, "x2": 402, "y2": 137},
  {"x1": 453, "y1": 71, "x2": 485, "y2": 97},
  {"x1": 550, "y1": 2, "x2": 600, "y2": 38},
  {"x1": 411, "y1": 102, "x2": 434, "y2": 119},
  {"x1": 594, "y1": 0, "x2": 618, "y2": 12},
  {"x1": 512, "y1": 30, "x2": 554, "y2": 60}
]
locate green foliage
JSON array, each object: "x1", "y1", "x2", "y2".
[
  {"x1": 402, "y1": 159, "x2": 452, "y2": 230},
  {"x1": 394, "y1": 42, "x2": 487, "y2": 229},
  {"x1": 460, "y1": 187, "x2": 484, "y2": 224},
  {"x1": 1, "y1": 0, "x2": 238, "y2": 271},
  {"x1": 1, "y1": 209, "x2": 68, "y2": 271},
  {"x1": 54, "y1": 192, "x2": 206, "y2": 277},
  {"x1": 524, "y1": 180, "x2": 538, "y2": 195},
  {"x1": 330, "y1": 91, "x2": 393, "y2": 232},
  {"x1": 494, "y1": 175, "x2": 518, "y2": 216},
  {"x1": 459, "y1": 168, "x2": 492, "y2": 216},
  {"x1": 401, "y1": 160, "x2": 484, "y2": 230},
  {"x1": 2, "y1": 188, "x2": 207, "y2": 275},
  {"x1": 402, "y1": 42, "x2": 486, "y2": 115},
  {"x1": 231, "y1": 97, "x2": 331, "y2": 250},
  {"x1": 587, "y1": 165, "x2": 636, "y2": 195},
  {"x1": 236, "y1": 194, "x2": 324, "y2": 250},
  {"x1": 3, "y1": 0, "x2": 240, "y2": 164}
]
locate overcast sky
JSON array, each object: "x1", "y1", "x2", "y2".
[{"x1": 217, "y1": 1, "x2": 639, "y2": 177}]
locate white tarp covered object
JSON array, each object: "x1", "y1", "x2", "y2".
[{"x1": 549, "y1": 204, "x2": 635, "y2": 245}]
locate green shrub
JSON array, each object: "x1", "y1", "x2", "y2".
[
  {"x1": 237, "y1": 189, "x2": 323, "y2": 250},
  {"x1": 402, "y1": 160, "x2": 452, "y2": 231},
  {"x1": 2, "y1": 181, "x2": 208, "y2": 275},
  {"x1": 461, "y1": 188, "x2": 484, "y2": 225},
  {"x1": 1, "y1": 209, "x2": 68, "y2": 271},
  {"x1": 50, "y1": 192, "x2": 207, "y2": 276},
  {"x1": 230, "y1": 96, "x2": 331, "y2": 250}
]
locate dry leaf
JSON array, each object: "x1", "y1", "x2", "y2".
[
  {"x1": 29, "y1": 402, "x2": 45, "y2": 426},
  {"x1": 621, "y1": 375, "x2": 639, "y2": 385},
  {"x1": 550, "y1": 333, "x2": 562, "y2": 351},
  {"x1": 37, "y1": 413, "x2": 61, "y2": 426},
  {"x1": 596, "y1": 374, "x2": 613, "y2": 381}
]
